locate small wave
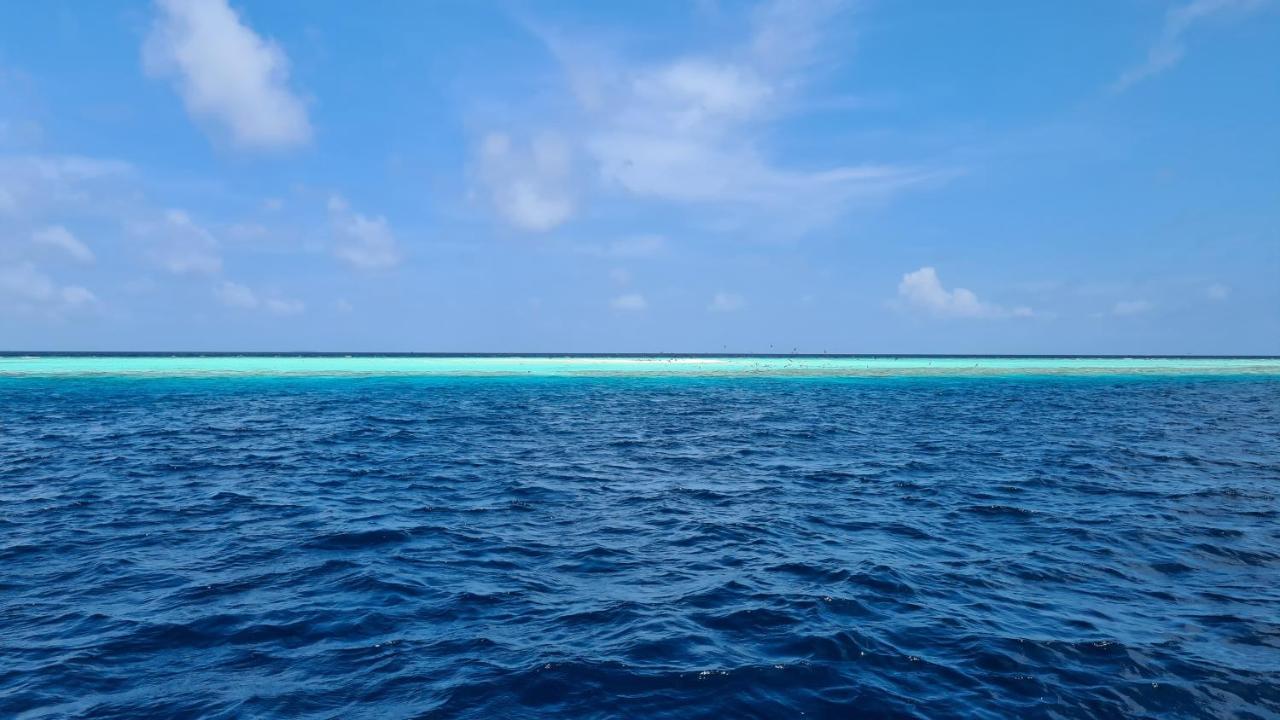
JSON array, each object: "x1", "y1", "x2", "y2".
[{"x1": 3, "y1": 373, "x2": 1278, "y2": 719}]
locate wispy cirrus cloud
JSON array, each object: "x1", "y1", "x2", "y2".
[
  {"x1": 32, "y1": 225, "x2": 94, "y2": 264},
  {"x1": 477, "y1": 0, "x2": 945, "y2": 234},
  {"x1": 1113, "y1": 0, "x2": 1269, "y2": 92}
]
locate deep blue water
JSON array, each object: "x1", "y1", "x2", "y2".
[{"x1": 2, "y1": 376, "x2": 1279, "y2": 719}]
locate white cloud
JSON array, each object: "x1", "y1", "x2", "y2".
[
  {"x1": 136, "y1": 209, "x2": 222, "y2": 275},
  {"x1": 610, "y1": 292, "x2": 647, "y2": 311},
  {"x1": 1113, "y1": 0, "x2": 1266, "y2": 92},
  {"x1": 263, "y1": 297, "x2": 304, "y2": 315},
  {"x1": 708, "y1": 291, "x2": 745, "y2": 312},
  {"x1": 898, "y1": 267, "x2": 990, "y2": 318},
  {"x1": 0, "y1": 262, "x2": 97, "y2": 314},
  {"x1": 477, "y1": 132, "x2": 576, "y2": 232},
  {"x1": 523, "y1": 0, "x2": 940, "y2": 230},
  {"x1": 1113, "y1": 299, "x2": 1154, "y2": 316},
  {"x1": 628, "y1": 59, "x2": 773, "y2": 133},
  {"x1": 0, "y1": 262, "x2": 56, "y2": 302},
  {"x1": 215, "y1": 279, "x2": 304, "y2": 315},
  {"x1": 897, "y1": 266, "x2": 1028, "y2": 319},
  {"x1": 215, "y1": 279, "x2": 258, "y2": 308},
  {"x1": 32, "y1": 225, "x2": 94, "y2": 263},
  {"x1": 1206, "y1": 282, "x2": 1230, "y2": 300},
  {"x1": 0, "y1": 155, "x2": 133, "y2": 220},
  {"x1": 60, "y1": 285, "x2": 97, "y2": 306},
  {"x1": 329, "y1": 195, "x2": 402, "y2": 269},
  {"x1": 144, "y1": 0, "x2": 311, "y2": 149},
  {"x1": 748, "y1": 0, "x2": 846, "y2": 71}
]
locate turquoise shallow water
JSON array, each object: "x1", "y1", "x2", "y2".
[{"x1": 2, "y1": 354, "x2": 1279, "y2": 377}]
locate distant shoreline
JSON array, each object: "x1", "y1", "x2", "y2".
[
  {"x1": 4, "y1": 354, "x2": 1279, "y2": 378},
  {"x1": 2, "y1": 352, "x2": 1278, "y2": 360}
]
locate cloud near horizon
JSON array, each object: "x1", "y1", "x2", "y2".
[
  {"x1": 216, "y1": 280, "x2": 304, "y2": 315},
  {"x1": 329, "y1": 195, "x2": 403, "y2": 270},
  {"x1": 0, "y1": 262, "x2": 97, "y2": 316},
  {"x1": 897, "y1": 267, "x2": 1032, "y2": 319}
]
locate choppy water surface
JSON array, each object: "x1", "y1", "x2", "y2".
[{"x1": 3, "y1": 372, "x2": 1279, "y2": 718}]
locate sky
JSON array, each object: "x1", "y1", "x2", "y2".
[{"x1": 0, "y1": 0, "x2": 1277, "y2": 354}]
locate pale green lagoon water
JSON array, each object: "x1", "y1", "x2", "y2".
[{"x1": 2, "y1": 355, "x2": 1278, "y2": 378}]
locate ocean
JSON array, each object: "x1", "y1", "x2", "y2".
[{"x1": 2, "y1": 356, "x2": 1278, "y2": 718}]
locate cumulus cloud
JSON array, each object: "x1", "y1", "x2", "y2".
[
  {"x1": 144, "y1": 0, "x2": 311, "y2": 149},
  {"x1": 896, "y1": 266, "x2": 1030, "y2": 319},
  {"x1": 708, "y1": 291, "x2": 745, "y2": 312},
  {"x1": 1113, "y1": 0, "x2": 1266, "y2": 92},
  {"x1": 329, "y1": 195, "x2": 402, "y2": 269},
  {"x1": 215, "y1": 280, "x2": 303, "y2": 315},
  {"x1": 477, "y1": 132, "x2": 576, "y2": 232},
  {"x1": 32, "y1": 225, "x2": 94, "y2": 263},
  {"x1": 610, "y1": 292, "x2": 647, "y2": 311}
]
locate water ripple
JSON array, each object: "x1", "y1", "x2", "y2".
[{"x1": 2, "y1": 376, "x2": 1278, "y2": 718}]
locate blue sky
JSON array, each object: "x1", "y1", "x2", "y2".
[{"x1": 1, "y1": 0, "x2": 1276, "y2": 353}]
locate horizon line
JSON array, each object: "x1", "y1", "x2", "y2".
[{"x1": 4, "y1": 351, "x2": 1280, "y2": 360}]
